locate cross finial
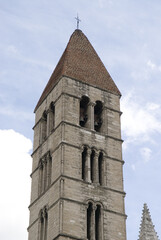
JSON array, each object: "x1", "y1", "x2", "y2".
[{"x1": 75, "y1": 14, "x2": 81, "y2": 29}]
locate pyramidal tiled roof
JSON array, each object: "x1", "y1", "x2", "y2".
[
  {"x1": 35, "y1": 29, "x2": 121, "y2": 112},
  {"x1": 138, "y1": 203, "x2": 159, "y2": 240}
]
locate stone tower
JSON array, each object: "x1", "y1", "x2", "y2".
[
  {"x1": 138, "y1": 203, "x2": 159, "y2": 240},
  {"x1": 28, "y1": 29, "x2": 127, "y2": 240}
]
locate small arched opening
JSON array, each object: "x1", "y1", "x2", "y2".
[
  {"x1": 82, "y1": 147, "x2": 87, "y2": 181},
  {"x1": 90, "y1": 150, "x2": 95, "y2": 183},
  {"x1": 98, "y1": 152, "x2": 104, "y2": 186},
  {"x1": 87, "y1": 202, "x2": 93, "y2": 240},
  {"x1": 95, "y1": 205, "x2": 101, "y2": 240},
  {"x1": 41, "y1": 110, "x2": 47, "y2": 141},
  {"x1": 94, "y1": 101, "x2": 103, "y2": 132},
  {"x1": 49, "y1": 102, "x2": 55, "y2": 132},
  {"x1": 80, "y1": 96, "x2": 89, "y2": 127}
]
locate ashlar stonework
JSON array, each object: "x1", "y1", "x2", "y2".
[
  {"x1": 138, "y1": 204, "x2": 159, "y2": 240},
  {"x1": 28, "y1": 29, "x2": 127, "y2": 240}
]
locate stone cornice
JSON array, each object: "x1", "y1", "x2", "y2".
[
  {"x1": 34, "y1": 76, "x2": 121, "y2": 113},
  {"x1": 29, "y1": 174, "x2": 126, "y2": 209},
  {"x1": 31, "y1": 140, "x2": 124, "y2": 177},
  {"x1": 28, "y1": 195, "x2": 127, "y2": 231},
  {"x1": 31, "y1": 120, "x2": 123, "y2": 157}
]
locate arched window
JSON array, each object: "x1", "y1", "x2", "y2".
[
  {"x1": 49, "y1": 102, "x2": 55, "y2": 132},
  {"x1": 80, "y1": 96, "x2": 89, "y2": 127},
  {"x1": 39, "y1": 206, "x2": 48, "y2": 240},
  {"x1": 90, "y1": 150, "x2": 95, "y2": 183},
  {"x1": 47, "y1": 152, "x2": 52, "y2": 187},
  {"x1": 38, "y1": 159, "x2": 44, "y2": 195},
  {"x1": 86, "y1": 202, "x2": 103, "y2": 240},
  {"x1": 87, "y1": 202, "x2": 93, "y2": 240},
  {"x1": 98, "y1": 152, "x2": 104, "y2": 186},
  {"x1": 95, "y1": 205, "x2": 101, "y2": 240},
  {"x1": 94, "y1": 101, "x2": 103, "y2": 132},
  {"x1": 41, "y1": 111, "x2": 47, "y2": 142},
  {"x1": 82, "y1": 147, "x2": 87, "y2": 181},
  {"x1": 38, "y1": 152, "x2": 52, "y2": 195}
]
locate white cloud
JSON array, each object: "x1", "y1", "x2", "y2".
[
  {"x1": 131, "y1": 59, "x2": 161, "y2": 83},
  {"x1": 147, "y1": 60, "x2": 161, "y2": 72},
  {"x1": 0, "y1": 129, "x2": 32, "y2": 240},
  {"x1": 147, "y1": 60, "x2": 156, "y2": 70},
  {"x1": 121, "y1": 91, "x2": 161, "y2": 146},
  {"x1": 140, "y1": 147, "x2": 152, "y2": 163},
  {"x1": 146, "y1": 103, "x2": 160, "y2": 111}
]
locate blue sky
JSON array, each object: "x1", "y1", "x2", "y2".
[{"x1": 0, "y1": 0, "x2": 161, "y2": 239}]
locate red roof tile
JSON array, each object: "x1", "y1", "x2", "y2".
[{"x1": 35, "y1": 29, "x2": 121, "y2": 112}]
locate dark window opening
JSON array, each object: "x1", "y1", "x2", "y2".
[
  {"x1": 50, "y1": 102, "x2": 55, "y2": 130},
  {"x1": 95, "y1": 205, "x2": 101, "y2": 240},
  {"x1": 38, "y1": 152, "x2": 52, "y2": 195},
  {"x1": 39, "y1": 161, "x2": 43, "y2": 195},
  {"x1": 87, "y1": 203, "x2": 93, "y2": 240},
  {"x1": 44, "y1": 208, "x2": 48, "y2": 240},
  {"x1": 82, "y1": 147, "x2": 87, "y2": 180},
  {"x1": 90, "y1": 150, "x2": 95, "y2": 183},
  {"x1": 42, "y1": 111, "x2": 47, "y2": 141},
  {"x1": 47, "y1": 153, "x2": 52, "y2": 186},
  {"x1": 80, "y1": 96, "x2": 89, "y2": 127},
  {"x1": 98, "y1": 152, "x2": 103, "y2": 185},
  {"x1": 94, "y1": 101, "x2": 103, "y2": 132},
  {"x1": 39, "y1": 207, "x2": 48, "y2": 240}
]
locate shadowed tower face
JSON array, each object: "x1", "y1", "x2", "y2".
[
  {"x1": 28, "y1": 29, "x2": 127, "y2": 240},
  {"x1": 138, "y1": 203, "x2": 159, "y2": 240}
]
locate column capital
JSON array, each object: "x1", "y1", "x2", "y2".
[
  {"x1": 46, "y1": 151, "x2": 51, "y2": 161},
  {"x1": 99, "y1": 149, "x2": 105, "y2": 155},
  {"x1": 43, "y1": 156, "x2": 47, "y2": 164},
  {"x1": 86, "y1": 147, "x2": 92, "y2": 156},
  {"x1": 43, "y1": 206, "x2": 48, "y2": 219},
  {"x1": 46, "y1": 108, "x2": 52, "y2": 114},
  {"x1": 39, "y1": 160, "x2": 43, "y2": 169},
  {"x1": 92, "y1": 205, "x2": 97, "y2": 211},
  {"x1": 91, "y1": 148, "x2": 99, "y2": 156},
  {"x1": 80, "y1": 145, "x2": 87, "y2": 152},
  {"x1": 40, "y1": 116, "x2": 47, "y2": 122},
  {"x1": 88, "y1": 101, "x2": 96, "y2": 107},
  {"x1": 95, "y1": 150, "x2": 100, "y2": 157}
]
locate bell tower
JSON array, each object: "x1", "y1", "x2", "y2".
[{"x1": 28, "y1": 29, "x2": 127, "y2": 240}]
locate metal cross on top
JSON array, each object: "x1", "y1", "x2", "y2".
[{"x1": 75, "y1": 14, "x2": 81, "y2": 29}]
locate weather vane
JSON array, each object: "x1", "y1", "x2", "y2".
[{"x1": 75, "y1": 14, "x2": 81, "y2": 29}]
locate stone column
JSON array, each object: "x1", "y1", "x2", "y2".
[
  {"x1": 46, "y1": 153, "x2": 51, "y2": 187},
  {"x1": 93, "y1": 150, "x2": 99, "y2": 184},
  {"x1": 41, "y1": 158, "x2": 45, "y2": 192},
  {"x1": 99, "y1": 207, "x2": 103, "y2": 240},
  {"x1": 43, "y1": 207, "x2": 48, "y2": 240},
  {"x1": 92, "y1": 205, "x2": 96, "y2": 240},
  {"x1": 47, "y1": 109, "x2": 55, "y2": 135},
  {"x1": 46, "y1": 110, "x2": 50, "y2": 136},
  {"x1": 61, "y1": 144, "x2": 65, "y2": 175},
  {"x1": 102, "y1": 106, "x2": 107, "y2": 135},
  {"x1": 59, "y1": 200, "x2": 63, "y2": 232},
  {"x1": 38, "y1": 161, "x2": 43, "y2": 195},
  {"x1": 44, "y1": 157, "x2": 48, "y2": 191},
  {"x1": 87, "y1": 102, "x2": 95, "y2": 130},
  {"x1": 39, "y1": 210, "x2": 43, "y2": 240},
  {"x1": 86, "y1": 148, "x2": 91, "y2": 183}
]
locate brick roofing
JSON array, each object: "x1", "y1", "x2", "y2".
[{"x1": 35, "y1": 29, "x2": 121, "y2": 112}]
